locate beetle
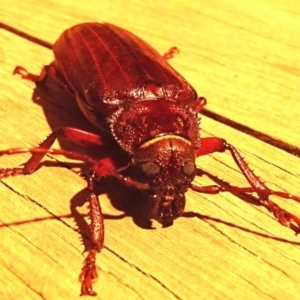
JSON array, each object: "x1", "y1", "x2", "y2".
[{"x1": 1, "y1": 22, "x2": 300, "y2": 296}]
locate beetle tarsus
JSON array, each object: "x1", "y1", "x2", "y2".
[
  {"x1": 162, "y1": 46, "x2": 179, "y2": 60},
  {"x1": 0, "y1": 167, "x2": 26, "y2": 178},
  {"x1": 78, "y1": 172, "x2": 104, "y2": 295},
  {"x1": 13, "y1": 65, "x2": 45, "y2": 82},
  {"x1": 262, "y1": 199, "x2": 300, "y2": 234},
  {"x1": 79, "y1": 249, "x2": 98, "y2": 296}
]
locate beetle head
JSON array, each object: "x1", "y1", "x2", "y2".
[{"x1": 132, "y1": 135, "x2": 196, "y2": 226}]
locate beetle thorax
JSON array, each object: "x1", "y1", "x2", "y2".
[{"x1": 109, "y1": 100, "x2": 201, "y2": 153}]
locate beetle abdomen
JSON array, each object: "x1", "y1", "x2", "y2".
[{"x1": 53, "y1": 23, "x2": 198, "y2": 123}]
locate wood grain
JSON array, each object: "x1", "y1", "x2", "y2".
[{"x1": 1, "y1": 1, "x2": 300, "y2": 299}]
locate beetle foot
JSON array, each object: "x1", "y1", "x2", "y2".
[
  {"x1": 277, "y1": 212, "x2": 300, "y2": 235},
  {"x1": 13, "y1": 66, "x2": 45, "y2": 82},
  {"x1": 162, "y1": 46, "x2": 179, "y2": 60},
  {"x1": 79, "y1": 249, "x2": 98, "y2": 296},
  {"x1": 263, "y1": 199, "x2": 300, "y2": 234},
  {"x1": 0, "y1": 167, "x2": 25, "y2": 179}
]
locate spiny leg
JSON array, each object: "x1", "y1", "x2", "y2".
[
  {"x1": 79, "y1": 172, "x2": 104, "y2": 296},
  {"x1": 190, "y1": 183, "x2": 300, "y2": 233},
  {"x1": 195, "y1": 137, "x2": 300, "y2": 202},
  {"x1": 78, "y1": 167, "x2": 150, "y2": 295},
  {"x1": 0, "y1": 127, "x2": 109, "y2": 178},
  {"x1": 0, "y1": 147, "x2": 150, "y2": 191},
  {"x1": 0, "y1": 146, "x2": 151, "y2": 295},
  {"x1": 194, "y1": 137, "x2": 300, "y2": 233}
]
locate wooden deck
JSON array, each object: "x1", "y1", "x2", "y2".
[{"x1": 1, "y1": 1, "x2": 300, "y2": 299}]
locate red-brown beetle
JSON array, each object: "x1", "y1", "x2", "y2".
[{"x1": 2, "y1": 22, "x2": 300, "y2": 296}]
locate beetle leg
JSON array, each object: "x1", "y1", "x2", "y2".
[
  {"x1": 0, "y1": 127, "x2": 110, "y2": 177},
  {"x1": 191, "y1": 184, "x2": 255, "y2": 194},
  {"x1": 162, "y1": 46, "x2": 179, "y2": 60},
  {"x1": 91, "y1": 162, "x2": 150, "y2": 190},
  {"x1": 224, "y1": 142, "x2": 300, "y2": 202},
  {"x1": 14, "y1": 63, "x2": 77, "y2": 96},
  {"x1": 190, "y1": 183, "x2": 300, "y2": 234},
  {"x1": 77, "y1": 168, "x2": 147, "y2": 295},
  {"x1": 14, "y1": 64, "x2": 63, "y2": 84},
  {"x1": 194, "y1": 137, "x2": 300, "y2": 232},
  {"x1": 193, "y1": 97, "x2": 207, "y2": 113},
  {"x1": 260, "y1": 199, "x2": 300, "y2": 233},
  {"x1": 13, "y1": 66, "x2": 46, "y2": 82},
  {"x1": 79, "y1": 171, "x2": 104, "y2": 296},
  {"x1": 195, "y1": 137, "x2": 227, "y2": 157},
  {"x1": 196, "y1": 137, "x2": 273, "y2": 199},
  {"x1": 0, "y1": 145, "x2": 149, "y2": 191}
]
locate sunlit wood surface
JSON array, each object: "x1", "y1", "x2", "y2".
[{"x1": 1, "y1": 1, "x2": 300, "y2": 299}]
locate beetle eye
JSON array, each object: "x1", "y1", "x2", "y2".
[
  {"x1": 141, "y1": 162, "x2": 161, "y2": 176},
  {"x1": 182, "y1": 161, "x2": 196, "y2": 176}
]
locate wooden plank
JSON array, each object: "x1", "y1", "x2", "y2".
[
  {"x1": 1, "y1": 1, "x2": 300, "y2": 300},
  {"x1": 0, "y1": 0, "x2": 300, "y2": 147}
]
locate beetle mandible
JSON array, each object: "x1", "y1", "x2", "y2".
[{"x1": 2, "y1": 22, "x2": 300, "y2": 296}]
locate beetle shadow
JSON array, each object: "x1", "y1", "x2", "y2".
[
  {"x1": 69, "y1": 176, "x2": 157, "y2": 252},
  {"x1": 1, "y1": 158, "x2": 300, "y2": 247},
  {"x1": 29, "y1": 70, "x2": 103, "y2": 153},
  {"x1": 19, "y1": 73, "x2": 300, "y2": 248},
  {"x1": 21, "y1": 73, "x2": 154, "y2": 241},
  {"x1": 69, "y1": 173, "x2": 300, "y2": 251}
]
